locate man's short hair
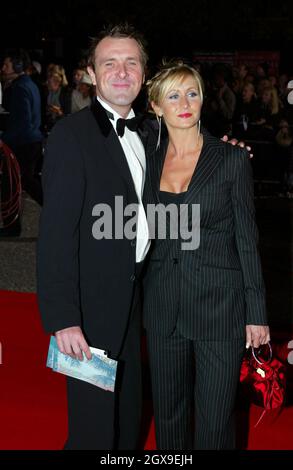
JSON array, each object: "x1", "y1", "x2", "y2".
[
  {"x1": 88, "y1": 23, "x2": 148, "y2": 70},
  {"x1": 4, "y1": 48, "x2": 31, "y2": 74}
]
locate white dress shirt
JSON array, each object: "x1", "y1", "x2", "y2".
[{"x1": 96, "y1": 96, "x2": 150, "y2": 262}]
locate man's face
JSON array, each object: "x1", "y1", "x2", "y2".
[
  {"x1": 87, "y1": 37, "x2": 144, "y2": 117},
  {"x1": 73, "y1": 69, "x2": 85, "y2": 85},
  {"x1": 242, "y1": 85, "x2": 255, "y2": 102}
]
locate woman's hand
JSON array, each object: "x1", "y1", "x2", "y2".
[
  {"x1": 246, "y1": 324, "x2": 270, "y2": 349},
  {"x1": 49, "y1": 104, "x2": 63, "y2": 116}
]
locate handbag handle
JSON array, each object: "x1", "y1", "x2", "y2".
[{"x1": 251, "y1": 342, "x2": 272, "y2": 365}]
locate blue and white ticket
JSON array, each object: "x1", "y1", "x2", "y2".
[{"x1": 46, "y1": 336, "x2": 117, "y2": 392}]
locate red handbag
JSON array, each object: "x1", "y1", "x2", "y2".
[{"x1": 240, "y1": 343, "x2": 286, "y2": 426}]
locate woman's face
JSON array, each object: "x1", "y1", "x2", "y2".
[
  {"x1": 262, "y1": 90, "x2": 272, "y2": 104},
  {"x1": 47, "y1": 76, "x2": 61, "y2": 92},
  {"x1": 73, "y1": 69, "x2": 85, "y2": 85},
  {"x1": 152, "y1": 75, "x2": 202, "y2": 131}
]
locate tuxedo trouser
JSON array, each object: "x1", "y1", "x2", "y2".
[
  {"x1": 64, "y1": 269, "x2": 143, "y2": 450},
  {"x1": 147, "y1": 330, "x2": 245, "y2": 450}
]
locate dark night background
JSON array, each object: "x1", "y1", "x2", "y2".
[{"x1": 1, "y1": 0, "x2": 293, "y2": 71}]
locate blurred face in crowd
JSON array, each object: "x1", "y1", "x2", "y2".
[
  {"x1": 242, "y1": 83, "x2": 255, "y2": 103},
  {"x1": 47, "y1": 74, "x2": 62, "y2": 92},
  {"x1": 238, "y1": 64, "x2": 248, "y2": 79},
  {"x1": 244, "y1": 74, "x2": 255, "y2": 84},
  {"x1": 269, "y1": 75, "x2": 277, "y2": 87},
  {"x1": 78, "y1": 83, "x2": 91, "y2": 98},
  {"x1": 73, "y1": 68, "x2": 85, "y2": 85},
  {"x1": 1, "y1": 57, "x2": 16, "y2": 79},
  {"x1": 257, "y1": 79, "x2": 270, "y2": 96},
  {"x1": 87, "y1": 37, "x2": 145, "y2": 117},
  {"x1": 261, "y1": 88, "x2": 272, "y2": 105},
  {"x1": 256, "y1": 65, "x2": 266, "y2": 78},
  {"x1": 213, "y1": 73, "x2": 225, "y2": 89},
  {"x1": 152, "y1": 74, "x2": 202, "y2": 133}
]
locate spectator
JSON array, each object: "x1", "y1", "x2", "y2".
[
  {"x1": 0, "y1": 49, "x2": 43, "y2": 236},
  {"x1": 44, "y1": 71, "x2": 72, "y2": 132},
  {"x1": 203, "y1": 65, "x2": 236, "y2": 137},
  {"x1": 71, "y1": 73, "x2": 94, "y2": 113}
]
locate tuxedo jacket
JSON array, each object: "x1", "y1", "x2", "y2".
[
  {"x1": 143, "y1": 128, "x2": 268, "y2": 340},
  {"x1": 37, "y1": 100, "x2": 148, "y2": 357}
]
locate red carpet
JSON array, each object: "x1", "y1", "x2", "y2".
[{"x1": 0, "y1": 290, "x2": 292, "y2": 450}]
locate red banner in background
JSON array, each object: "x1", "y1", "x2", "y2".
[
  {"x1": 193, "y1": 51, "x2": 234, "y2": 66},
  {"x1": 193, "y1": 51, "x2": 280, "y2": 75},
  {"x1": 235, "y1": 51, "x2": 280, "y2": 75}
]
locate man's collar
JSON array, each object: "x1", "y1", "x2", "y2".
[
  {"x1": 90, "y1": 97, "x2": 145, "y2": 138},
  {"x1": 90, "y1": 99, "x2": 113, "y2": 137},
  {"x1": 96, "y1": 96, "x2": 134, "y2": 122}
]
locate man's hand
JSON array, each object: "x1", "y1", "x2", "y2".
[
  {"x1": 221, "y1": 135, "x2": 253, "y2": 159},
  {"x1": 55, "y1": 326, "x2": 92, "y2": 361},
  {"x1": 246, "y1": 325, "x2": 270, "y2": 349}
]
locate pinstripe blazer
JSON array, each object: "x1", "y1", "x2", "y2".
[{"x1": 143, "y1": 128, "x2": 268, "y2": 340}]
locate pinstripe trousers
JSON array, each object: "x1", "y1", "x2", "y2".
[{"x1": 147, "y1": 329, "x2": 245, "y2": 450}]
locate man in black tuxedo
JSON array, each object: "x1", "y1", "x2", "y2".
[{"x1": 37, "y1": 24, "x2": 150, "y2": 450}]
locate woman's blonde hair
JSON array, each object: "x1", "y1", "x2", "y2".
[
  {"x1": 46, "y1": 64, "x2": 68, "y2": 87},
  {"x1": 147, "y1": 60, "x2": 204, "y2": 107}
]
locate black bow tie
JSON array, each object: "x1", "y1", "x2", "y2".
[
  {"x1": 116, "y1": 116, "x2": 142, "y2": 137},
  {"x1": 104, "y1": 108, "x2": 142, "y2": 137}
]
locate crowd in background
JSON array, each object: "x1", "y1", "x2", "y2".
[{"x1": 1, "y1": 48, "x2": 293, "y2": 201}]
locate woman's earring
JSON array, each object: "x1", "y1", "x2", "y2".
[
  {"x1": 197, "y1": 119, "x2": 201, "y2": 138},
  {"x1": 156, "y1": 115, "x2": 162, "y2": 150}
]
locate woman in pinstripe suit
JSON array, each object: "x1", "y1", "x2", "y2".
[{"x1": 143, "y1": 62, "x2": 270, "y2": 450}]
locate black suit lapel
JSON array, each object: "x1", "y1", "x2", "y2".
[
  {"x1": 137, "y1": 124, "x2": 148, "y2": 148},
  {"x1": 184, "y1": 129, "x2": 224, "y2": 204},
  {"x1": 90, "y1": 99, "x2": 113, "y2": 137},
  {"x1": 148, "y1": 137, "x2": 169, "y2": 204},
  {"x1": 147, "y1": 128, "x2": 223, "y2": 205},
  {"x1": 90, "y1": 100, "x2": 137, "y2": 199}
]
